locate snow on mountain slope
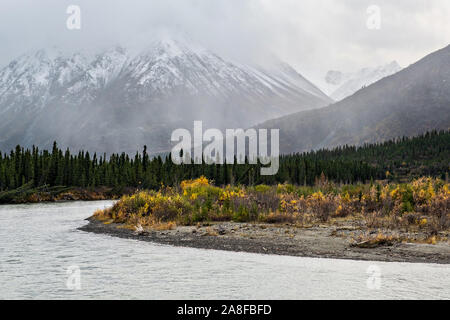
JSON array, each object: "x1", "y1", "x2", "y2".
[
  {"x1": 323, "y1": 61, "x2": 402, "y2": 101},
  {"x1": 254, "y1": 61, "x2": 327, "y2": 98},
  {"x1": 0, "y1": 47, "x2": 129, "y2": 113},
  {"x1": 258, "y1": 45, "x2": 450, "y2": 154},
  {"x1": 0, "y1": 37, "x2": 331, "y2": 154}
]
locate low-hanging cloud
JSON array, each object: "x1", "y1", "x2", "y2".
[{"x1": 0, "y1": 0, "x2": 449, "y2": 86}]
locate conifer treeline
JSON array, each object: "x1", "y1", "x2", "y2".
[{"x1": 0, "y1": 130, "x2": 448, "y2": 191}]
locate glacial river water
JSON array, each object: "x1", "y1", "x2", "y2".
[{"x1": 0, "y1": 201, "x2": 449, "y2": 299}]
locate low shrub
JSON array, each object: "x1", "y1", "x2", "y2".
[{"x1": 92, "y1": 177, "x2": 449, "y2": 235}]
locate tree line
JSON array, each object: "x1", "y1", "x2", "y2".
[{"x1": 0, "y1": 130, "x2": 448, "y2": 191}]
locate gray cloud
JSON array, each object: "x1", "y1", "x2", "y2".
[{"x1": 1, "y1": 0, "x2": 449, "y2": 87}]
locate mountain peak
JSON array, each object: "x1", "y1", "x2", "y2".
[
  {"x1": 0, "y1": 40, "x2": 330, "y2": 154},
  {"x1": 124, "y1": 29, "x2": 209, "y2": 60},
  {"x1": 258, "y1": 44, "x2": 450, "y2": 154},
  {"x1": 323, "y1": 61, "x2": 403, "y2": 101}
]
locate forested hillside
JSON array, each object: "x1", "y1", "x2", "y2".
[{"x1": 0, "y1": 131, "x2": 448, "y2": 197}]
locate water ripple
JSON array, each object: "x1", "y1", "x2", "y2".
[{"x1": 0, "y1": 201, "x2": 449, "y2": 299}]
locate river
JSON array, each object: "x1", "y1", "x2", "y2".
[{"x1": 0, "y1": 201, "x2": 448, "y2": 299}]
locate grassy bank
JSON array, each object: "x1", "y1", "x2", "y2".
[{"x1": 93, "y1": 176, "x2": 450, "y2": 245}]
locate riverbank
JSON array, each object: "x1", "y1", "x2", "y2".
[
  {"x1": 0, "y1": 185, "x2": 132, "y2": 204},
  {"x1": 82, "y1": 176, "x2": 450, "y2": 264},
  {"x1": 80, "y1": 218, "x2": 450, "y2": 264}
]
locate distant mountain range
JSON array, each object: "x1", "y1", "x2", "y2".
[
  {"x1": 0, "y1": 36, "x2": 331, "y2": 154},
  {"x1": 258, "y1": 45, "x2": 450, "y2": 154},
  {"x1": 1, "y1": 36, "x2": 448, "y2": 158},
  {"x1": 323, "y1": 61, "x2": 402, "y2": 101}
]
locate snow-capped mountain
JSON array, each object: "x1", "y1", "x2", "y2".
[
  {"x1": 0, "y1": 46, "x2": 128, "y2": 112},
  {"x1": 324, "y1": 61, "x2": 402, "y2": 101},
  {"x1": 258, "y1": 45, "x2": 450, "y2": 154},
  {"x1": 0, "y1": 37, "x2": 331, "y2": 154}
]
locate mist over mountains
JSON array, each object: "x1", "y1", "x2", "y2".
[
  {"x1": 324, "y1": 61, "x2": 402, "y2": 101},
  {"x1": 0, "y1": 31, "x2": 448, "y2": 158},
  {"x1": 0, "y1": 35, "x2": 331, "y2": 155},
  {"x1": 259, "y1": 44, "x2": 450, "y2": 154}
]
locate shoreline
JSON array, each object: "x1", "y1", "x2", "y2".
[
  {"x1": 80, "y1": 218, "x2": 450, "y2": 264},
  {"x1": 0, "y1": 187, "x2": 129, "y2": 205},
  {"x1": 0, "y1": 198, "x2": 116, "y2": 206}
]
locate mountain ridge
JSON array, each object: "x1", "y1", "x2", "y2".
[
  {"x1": 0, "y1": 38, "x2": 331, "y2": 154},
  {"x1": 324, "y1": 61, "x2": 402, "y2": 101},
  {"x1": 258, "y1": 44, "x2": 450, "y2": 154}
]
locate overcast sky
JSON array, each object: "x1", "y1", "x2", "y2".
[{"x1": 1, "y1": 0, "x2": 449, "y2": 88}]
